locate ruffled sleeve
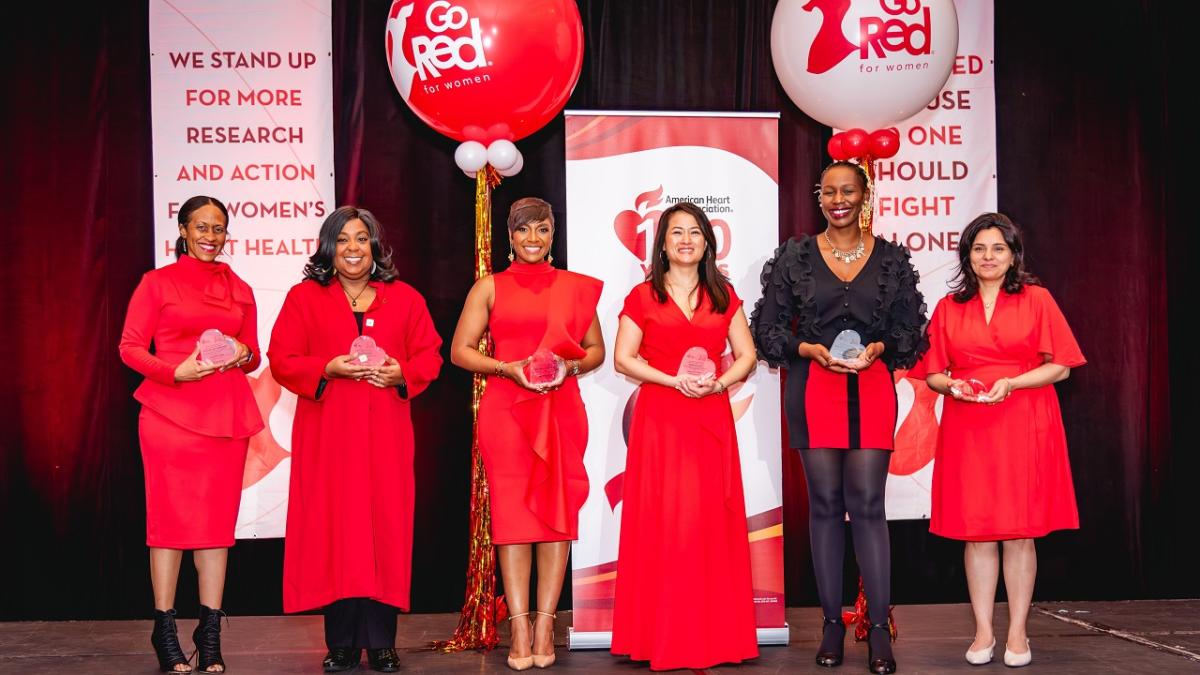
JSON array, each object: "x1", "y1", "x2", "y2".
[
  {"x1": 874, "y1": 242, "x2": 929, "y2": 370},
  {"x1": 749, "y1": 237, "x2": 818, "y2": 368},
  {"x1": 1031, "y1": 286, "x2": 1086, "y2": 368}
]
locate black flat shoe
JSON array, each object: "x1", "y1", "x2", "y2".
[
  {"x1": 867, "y1": 622, "x2": 897, "y2": 674},
  {"x1": 151, "y1": 609, "x2": 192, "y2": 673},
  {"x1": 323, "y1": 648, "x2": 362, "y2": 672},
  {"x1": 192, "y1": 605, "x2": 227, "y2": 673},
  {"x1": 367, "y1": 648, "x2": 401, "y2": 672},
  {"x1": 816, "y1": 616, "x2": 845, "y2": 667}
]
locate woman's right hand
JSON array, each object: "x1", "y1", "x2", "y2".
[
  {"x1": 324, "y1": 355, "x2": 374, "y2": 380},
  {"x1": 174, "y1": 344, "x2": 218, "y2": 382},
  {"x1": 944, "y1": 378, "x2": 971, "y2": 399},
  {"x1": 500, "y1": 359, "x2": 546, "y2": 392},
  {"x1": 799, "y1": 343, "x2": 855, "y2": 374}
]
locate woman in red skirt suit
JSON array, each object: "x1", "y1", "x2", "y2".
[
  {"x1": 269, "y1": 206, "x2": 443, "y2": 673},
  {"x1": 119, "y1": 195, "x2": 262, "y2": 673},
  {"x1": 611, "y1": 201, "x2": 760, "y2": 671},
  {"x1": 918, "y1": 213, "x2": 1085, "y2": 668},
  {"x1": 751, "y1": 162, "x2": 928, "y2": 674},
  {"x1": 450, "y1": 197, "x2": 604, "y2": 671}
]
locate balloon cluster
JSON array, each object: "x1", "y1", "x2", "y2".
[
  {"x1": 454, "y1": 139, "x2": 524, "y2": 178},
  {"x1": 384, "y1": 0, "x2": 584, "y2": 179},
  {"x1": 827, "y1": 128, "x2": 900, "y2": 162}
]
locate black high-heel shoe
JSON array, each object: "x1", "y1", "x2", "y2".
[
  {"x1": 367, "y1": 648, "x2": 401, "y2": 672},
  {"x1": 151, "y1": 608, "x2": 192, "y2": 673},
  {"x1": 816, "y1": 616, "x2": 845, "y2": 667},
  {"x1": 192, "y1": 605, "x2": 227, "y2": 673},
  {"x1": 867, "y1": 622, "x2": 897, "y2": 674},
  {"x1": 322, "y1": 648, "x2": 361, "y2": 672}
]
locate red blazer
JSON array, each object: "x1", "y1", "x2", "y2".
[
  {"x1": 269, "y1": 278, "x2": 443, "y2": 613},
  {"x1": 119, "y1": 255, "x2": 264, "y2": 438}
]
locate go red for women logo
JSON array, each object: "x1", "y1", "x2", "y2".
[
  {"x1": 386, "y1": 1, "x2": 490, "y2": 101},
  {"x1": 804, "y1": 0, "x2": 933, "y2": 74}
]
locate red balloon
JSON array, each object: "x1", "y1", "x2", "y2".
[
  {"x1": 869, "y1": 128, "x2": 901, "y2": 159},
  {"x1": 840, "y1": 128, "x2": 870, "y2": 159},
  {"x1": 827, "y1": 133, "x2": 847, "y2": 161},
  {"x1": 385, "y1": 0, "x2": 584, "y2": 142}
]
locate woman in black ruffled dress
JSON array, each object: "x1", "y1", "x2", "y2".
[{"x1": 751, "y1": 161, "x2": 927, "y2": 674}]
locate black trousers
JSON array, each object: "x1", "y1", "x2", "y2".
[{"x1": 324, "y1": 598, "x2": 398, "y2": 650}]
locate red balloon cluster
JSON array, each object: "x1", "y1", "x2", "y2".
[
  {"x1": 385, "y1": 0, "x2": 585, "y2": 143},
  {"x1": 827, "y1": 128, "x2": 901, "y2": 161}
]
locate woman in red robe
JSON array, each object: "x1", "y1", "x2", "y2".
[
  {"x1": 119, "y1": 195, "x2": 261, "y2": 674},
  {"x1": 611, "y1": 202, "x2": 759, "y2": 671},
  {"x1": 450, "y1": 197, "x2": 604, "y2": 671},
  {"x1": 269, "y1": 206, "x2": 443, "y2": 674},
  {"x1": 918, "y1": 213, "x2": 1085, "y2": 668}
]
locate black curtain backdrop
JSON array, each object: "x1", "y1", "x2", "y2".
[{"x1": 1, "y1": 1, "x2": 1193, "y2": 621}]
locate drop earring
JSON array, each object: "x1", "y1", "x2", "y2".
[{"x1": 508, "y1": 243, "x2": 515, "y2": 262}]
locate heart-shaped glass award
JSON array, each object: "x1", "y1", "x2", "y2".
[
  {"x1": 350, "y1": 335, "x2": 388, "y2": 368},
  {"x1": 950, "y1": 378, "x2": 991, "y2": 403},
  {"x1": 830, "y1": 329, "x2": 866, "y2": 360},
  {"x1": 198, "y1": 329, "x2": 237, "y2": 364},
  {"x1": 523, "y1": 348, "x2": 565, "y2": 386},
  {"x1": 677, "y1": 346, "x2": 717, "y2": 382}
]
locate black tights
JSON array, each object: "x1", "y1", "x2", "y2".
[{"x1": 800, "y1": 448, "x2": 892, "y2": 656}]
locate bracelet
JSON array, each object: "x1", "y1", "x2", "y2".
[
  {"x1": 494, "y1": 360, "x2": 507, "y2": 377},
  {"x1": 568, "y1": 360, "x2": 581, "y2": 377},
  {"x1": 714, "y1": 379, "x2": 727, "y2": 394}
]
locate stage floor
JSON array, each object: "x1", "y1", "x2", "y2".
[{"x1": 2, "y1": 600, "x2": 1197, "y2": 674}]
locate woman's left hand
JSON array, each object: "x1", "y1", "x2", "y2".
[
  {"x1": 837, "y1": 341, "x2": 885, "y2": 371},
  {"x1": 219, "y1": 339, "x2": 252, "y2": 372},
  {"x1": 677, "y1": 376, "x2": 720, "y2": 398},
  {"x1": 983, "y1": 377, "x2": 1013, "y2": 404},
  {"x1": 368, "y1": 357, "x2": 406, "y2": 388}
]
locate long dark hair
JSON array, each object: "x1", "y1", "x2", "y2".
[
  {"x1": 950, "y1": 212, "x2": 1040, "y2": 302},
  {"x1": 649, "y1": 202, "x2": 730, "y2": 314},
  {"x1": 175, "y1": 195, "x2": 229, "y2": 260},
  {"x1": 302, "y1": 206, "x2": 399, "y2": 285}
]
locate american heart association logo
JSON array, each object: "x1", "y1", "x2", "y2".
[{"x1": 612, "y1": 186, "x2": 665, "y2": 268}]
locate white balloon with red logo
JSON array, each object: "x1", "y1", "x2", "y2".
[
  {"x1": 385, "y1": 0, "x2": 584, "y2": 143},
  {"x1": 771, "y1": 0, "x2": 959, "y2": 130}
]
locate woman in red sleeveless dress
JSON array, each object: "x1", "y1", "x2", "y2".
[
  {"x1": 917, "y1": 213, "x2": 1085, "y2": 668},
  {"x1": 611, "y1": 202, "x2": 759, "y2": 671},
  {"x1": 451, "y1": 198, "x2": 604, "y2": 670},
  {"x1": 119, "y1": 195, "x2": 261, "y2": 673}
]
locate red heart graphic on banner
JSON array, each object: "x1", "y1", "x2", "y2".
[
  {"x1": 613, "y1": 209, "x2": 652, "y2": 260},
  {"x1": 890, "y1": 369, "x2": 938, "y2": 476},
  {"x1": 243, "y1": 368, "x2": 291, "y2": 489}
]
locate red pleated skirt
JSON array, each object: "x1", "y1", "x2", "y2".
[{"x1": 139, "y1": 407, "x2": 248, "y2": 549}]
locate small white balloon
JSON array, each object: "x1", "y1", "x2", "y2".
[
  {"x1": 463, "y1": 168, "x2": 479, "y2": 179},
  {"x1": 498, "y1": 150, "x2": 524, "y2": 177},
  {"x1": 486, "y1": 140, "x2": 519, "y2": 171},
  {"x1": 454, "y1": 141, "x2": 488, "y2": 173}
]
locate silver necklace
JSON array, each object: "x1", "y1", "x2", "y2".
[{"x1": 824, "y1": 230, "x2": 865, "y2": 264}]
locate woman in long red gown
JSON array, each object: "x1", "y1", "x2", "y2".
[
  {"x1": 611, "y1": 201, "x2": 759, "y2": 671},
  {"x1": 119, "y1": 195, "x2": 261, "y2": 673},
  {"x1": 450, "y1": 197, "x2": 604, "y2": 671},
  {"x1": 269, "y1": 206, "x2": 443, "y2": 674},
  {"x1": 919, "y1": 213, "x2": 1085, "y2": 668}
]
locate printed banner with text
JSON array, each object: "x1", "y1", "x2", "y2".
[
  {"x1": 863, "y1": 0, "x2": 996, "y2": 520},
  {"x1": 565, "y1": 112, "x2": 787, "y2": 648},
  {"x1": 149, "y1": 0, "x2": 335, "y2": 538}
]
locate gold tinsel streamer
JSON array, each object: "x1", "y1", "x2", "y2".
[
  {"x1": 859, "y1": 155, "x2": 875, "y2": 232},
  {"x1": 431, "y1": 166, "x2": 508, "y2": 653}
]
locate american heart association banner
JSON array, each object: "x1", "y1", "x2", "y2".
[
  {"x1": 565, "y1": 112, "x2": 787, "y2": 648},
  {"x1": 864, "y1": 0, "x2": 997, "y2": 519},
  {"x1": 149, "y1": 0, "x2": 336, "y2": 538}
]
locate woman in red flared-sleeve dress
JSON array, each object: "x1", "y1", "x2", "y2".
[
  {"x1": 119, "y1": 195, "x2": 261, "y2": 673},
  {"x1": 611, "y1": 202, "x2": 759, "y2": 671},
  {"x1": 917, "y1": 213, "x2": 1085, "y2": 668},
  {"x1": 450, "y1": 197, "x2": 604, "y2": 671},
  {"x1": 269, "y1": 206, "x2": 442, "y2": 673}
]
